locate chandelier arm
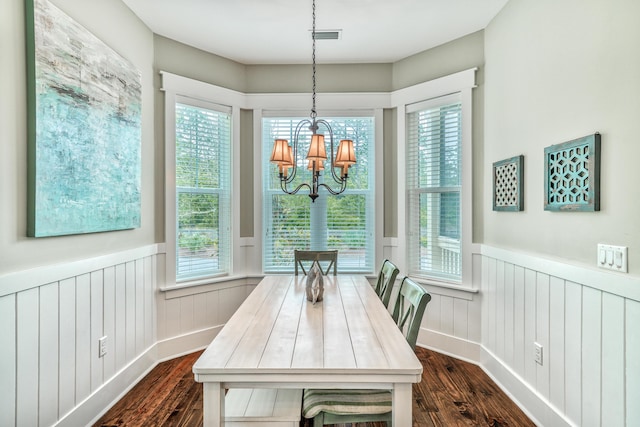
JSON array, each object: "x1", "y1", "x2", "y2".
[
  {"x1": 281, "y1": 180, "x2": 312, "y2": 196},
  {"x1": 318, "y1": 180, "x2": 348, "y2": 196}
]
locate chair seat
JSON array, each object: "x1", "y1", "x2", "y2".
[{"x1": 302, "y1": 389, "x2": 392, "y2": 419}]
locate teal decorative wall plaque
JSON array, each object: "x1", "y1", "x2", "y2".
[
  {"x1": 493, "y1": 155, "x2": 524, "y2": 211},
  {"x1": 25, "y1": 0, "x2": 142, "y2": 237},
  {"x1": 544, "y1": 133, "x2": 600, "y2": 212}
]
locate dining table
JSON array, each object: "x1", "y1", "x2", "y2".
[{"x1": 192, "y1": 274, "x2": 423, "y2": 426}]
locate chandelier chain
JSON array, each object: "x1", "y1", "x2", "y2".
[
  {"x1": 269, "y1": 0, "x2": 354, "y2": 202},
  {"x1": 311, "y1": 0, "x2": 317, "y2": 119}
]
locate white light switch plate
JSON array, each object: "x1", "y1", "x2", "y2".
[{"x1": 597, "y1": 244, "x2": 628, "y2": 273}]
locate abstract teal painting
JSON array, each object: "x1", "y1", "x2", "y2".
[{"x1": 25, "y1": 0, "x2": 142, "y2": 237}]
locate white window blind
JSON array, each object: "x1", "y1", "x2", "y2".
[
  {"x1": 175, "y1": 101, "x2": 231, "y2": 280},
  {"x1": 263, "y1": 116, "x2": 375, "y2": 273},
  {"x1": 407, "y1": 94, "x2": 462, "y2": 281}
]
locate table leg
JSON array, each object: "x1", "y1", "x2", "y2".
[
  {"x1": 202, "y1": 382, "x2": 224, "y2": 427},
  {"x1": 392, "y1": 383, "x2": 412, "y2": 427}
]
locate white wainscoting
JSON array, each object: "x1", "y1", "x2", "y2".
[
  {"x1": 0, "y1": 244, "x2": 262, "y2": 427},
  {"x1": 4, "y1": 243, "x2": 638, "y2": 427},
  {"x1": 0, "y1": 245, "x2": 160, "y2": 427},
  {"x1": 416, "y1": 246, "x2": 640, "y2": 427},
  {"x1": 155, "y1": 277, "x2": 260, "y2": 360}
]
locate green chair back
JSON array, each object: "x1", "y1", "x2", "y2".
[
  {"x1": 374, "y1": 259, "x2": 399, "y2": 308},
  {"x1": 302, "y1": 276, "x2": 431, "y2": 426},
  {"x1": 391, "y1": 276, "x2": 431, "y2": 350}
]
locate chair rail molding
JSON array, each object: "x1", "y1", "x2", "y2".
[{"x1": 0, "y1": 243, "x2": 162, "y2": 297}]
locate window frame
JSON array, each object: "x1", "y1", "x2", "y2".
[
  {"x1": 174, "y1": 99, "x2": 231, "y2": 281},
  {"x1": 251, "y1": 99, "x2": 385, "y2": 277},
  {"x1": 394, "y1": 69, "x2": 475, "y2": 289},
  {"x1": 261, "y1": 113, "x2": 377, "y2": 274},
  {"x1": 406, "y1": 95, "x2": 463, "y2": 282},
  {"x1": 162, "y1": 72, "x2": 243, "y2": 288}
]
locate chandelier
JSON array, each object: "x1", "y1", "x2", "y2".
[{"x1": 269, "y1": 0, "x2": 356, "y2": 202}]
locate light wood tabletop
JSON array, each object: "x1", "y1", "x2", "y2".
[{"x1": 193, "y1": 275, "x2": 422, "y2": 426}]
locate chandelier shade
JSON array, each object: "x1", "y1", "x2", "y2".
[
  {"x1": 335, "y1": 139, "x2": 356, "y2": 177},
  {"x1": 270, "y1": 139, "x2": 292, "y2": 164},
  {"x1": 335, "y1": 139, "x2": 356, "y2": 165},
  {"x1": 306, "y1": 134, "x2": 327, "y2": 161},
  {"x1": 268, "y1": 0, "x2": 356, "y2": 202},
  {"x1": 270, "y1": 139, "x2": 294, "y2": 177}
]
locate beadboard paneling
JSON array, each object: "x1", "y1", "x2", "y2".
[
  {"x1": 59, "y1": 278, "x2": 76, "y2": 420},
  {"x1": 626, "y1": 301, "x2": 640, "y2": 424},
  {"x1": 479, "y1": 246, "x2": 640, "y2": 427},
  {"x1": 39, "y1": 283, "x2": 59, "y2": 427},
  {"x1": 155, "y1": 277, "x2": 256, "y2": 360},
  {"x1": 0, "y1": 246, "x2": 159, "y2": 427},
  {"x1": 76, "y1": 274, "x2": 92, "y2": 404},
  {"x1": 16, "y1": 288, "x2": 39, "y2": 427},
  {"x1": 565, "y1": 280, "x2": 582, "y2": 424},
  {"x1": 0, "y1": 294, "x2": 16, "y2": 427}
]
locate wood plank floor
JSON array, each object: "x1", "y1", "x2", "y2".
[{"x1": 94, "y1": 346, "x2": 535, "y2": 427}]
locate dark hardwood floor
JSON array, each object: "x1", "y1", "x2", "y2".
[{"x1": 94, "y1": 347, "x2": 535, "y2": 427}]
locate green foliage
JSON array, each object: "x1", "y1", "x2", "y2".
[
  {"x1": 178, "y1": 193, "x2": 219, "y2": 228},
  {"x1": 176, "y1": 103, "x2": 228, "y2": 189},
  {"x1": 178, "y1": 232, "x2": 217, "y2": 253}
]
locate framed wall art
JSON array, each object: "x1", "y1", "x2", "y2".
[
  {"x1": 493, "y1": 155, "x2": 524, "y2": 211},
  {"x1": 544, "y1": 133, "x2": 600, "y2": 212},
  {"x1": 25, "y1": 0, "x2": 142, "y2": 237}
]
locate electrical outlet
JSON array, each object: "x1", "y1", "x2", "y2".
[
  {"x1": 534, "y1": 342, "x2": 543, "y2": 365},
  {"x1": 99, "y1": 336, "x2": 107, "y2": 358}
]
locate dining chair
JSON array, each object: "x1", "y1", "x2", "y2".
[
  {"x1": 390, "y1": 276, "x2": 431, "y2": 350},
  {"x1": 374, "y1": 259, "x2": 400, "y2": 308},
  {"x1": 294, "y1": 250, "x2": 337, "y2": 275},
  {"x1": 302, "y1": 276, "x2": 431, "y2": 426}
]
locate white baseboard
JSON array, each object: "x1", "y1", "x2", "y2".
[
  {"x1": 479, "y1": 346, "x2": 576, "y2": 427},
  {"x1": 156, "y1": 325, "x2": 223, "y2": 360},
  {"x1": 417, "y1": 328, "x2": 481, "y2": 364},
  {"x1": 56, "y1": 346, "x2": 158, "y2": 427},
  {"x1": 417, "y1": 329, "x2": 576, "y2": 427},
  {"x1": 55, "y1": 326, "x2": 223, "y2": 427}
]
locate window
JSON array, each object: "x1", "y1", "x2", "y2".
[
  {"x1": 174, "y1": 98, "x2": 231, "y2": 280},
  {"x1": 263, "y1": 116, "x2": 375, "y2": 273},
  {"x1": 407, "y1": 94, "x2": 462, "y2": 282}
]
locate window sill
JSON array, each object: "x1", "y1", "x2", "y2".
[
  {"x1": 408, "y1": 275, "x2": 478, "y2": 301},
  {"x1": 161, "y1": 274, "x2": 264, "y2": 299}
]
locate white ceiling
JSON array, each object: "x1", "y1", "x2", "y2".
[{"x1": 121, "y1": 0, "x2": 509, "y2": 65}]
